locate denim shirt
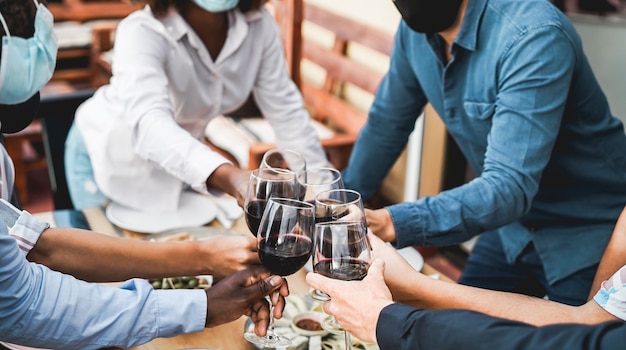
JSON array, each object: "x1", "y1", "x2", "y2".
[{"x1": 343, "y1": 0, "x2": 626, "y2": 284}]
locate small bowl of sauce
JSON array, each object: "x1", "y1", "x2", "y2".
[{"x1": 291, "y1": 312, "x2": 329, "y2": 337}]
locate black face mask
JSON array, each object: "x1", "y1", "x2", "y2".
[
  {"x1": 393, "y1": 0, "x2": 464, "y2": 34},
  {"x1": 0, "y1": 92, "x2": 39, "y2": 134}
]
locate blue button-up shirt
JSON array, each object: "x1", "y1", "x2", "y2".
[
  {"x1": 0, "y1": 217, "x2": 206, "y2": 349},
  {"x1": 344, "y1": 0, "x2": 626, "y2": 284}
]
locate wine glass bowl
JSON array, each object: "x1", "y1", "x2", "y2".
[
  {"x1": 296, "y1": 167, "x2": 344, "y2": 203},
  {"x1": 314, "y1": 189, "x2": 367, "y2": 224},
  {"x1": 243, "y1": 168, "x2": 298, "y2": 236},
  {"x1": 244, "y1": 197, "x2": 315, "y2": 348},
  {"x1": 260, "y1": 148, "x2": 307, "y2": 174}
]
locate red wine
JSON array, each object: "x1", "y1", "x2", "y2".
[
  {"x1": 313, "y1": 258, "x2": 369, "y2": 281},
  {"x1": 245, "y1": 200, "x2": 266, "y2": 236},
  {"x1": 259, "y1": 234, "x2": 313, "y2": 276}
]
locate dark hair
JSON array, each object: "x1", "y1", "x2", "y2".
[
  {"x1": 129, "y1": 0, "x2": 267, "y2": 17},
  {"x1": 0, "y1": 0, "x2": 38, "y2": 38}
]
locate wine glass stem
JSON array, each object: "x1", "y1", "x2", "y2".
[
  {"x1": 344, "y1": 330, "x2": 352, "y2": 350},
  {"x1": 265, "y1": 295, "x2": 279, "y2": 340}
]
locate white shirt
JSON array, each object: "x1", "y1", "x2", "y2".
[{"x1": 75, "y1": 6, "x2": 328, "y2": 211}]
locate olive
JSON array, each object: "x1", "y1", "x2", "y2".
[
  {"x1": 151, "y1": 280, "x2": 162, "y2": 289},
  {"x1": 187, "y1": 279, "x2": 199, "y2": 288}
]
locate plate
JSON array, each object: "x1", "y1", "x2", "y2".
[
  {"x1": 0, "y1": 342, "x2": 51, "y2": 350},
  {"x1": 244, "y1": 295, "x2": 379, "y2": 350},
  {"x1": 105, "y1": 192, "x2": 218, "y2": 234},
  {"x1": 144, "y1": 226, "x2": 237, "y2": 242},
  {"x1": 397, "y1": 246, "x2": 424, "y2": 272}
]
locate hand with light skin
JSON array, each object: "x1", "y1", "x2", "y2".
[
  {"x1": 305, "y1": 259, "x2": 393, "y2": 344},
  {"x1": 365, "y1": 208, "x2": 397, "y2": 242},
  {"x1": 205, "y1": 265, "x2": 289, "y2": 336}
]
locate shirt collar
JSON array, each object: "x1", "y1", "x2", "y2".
[
  {"x1": 454, "y1": 0, "x2": 488, "y2": 52},
  {"x1": 159, "y1": 7, "x2": 263, "y2": 64}
]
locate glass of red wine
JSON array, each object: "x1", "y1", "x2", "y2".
[
  {"x1": 311, "y1": 220, "x2": 371, "y2": 350},
  {"x1": 244, "y1": 168, "x2": 298, "y2": 236},
  {"x1": 243, "y1": 197, "x2": 315, "y2": 348}
]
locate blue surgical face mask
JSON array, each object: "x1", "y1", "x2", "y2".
[
  {"x1": 0, "y1": 0, "x2": 58, "y2": 104},
  {"x1": 192, "y1": 0, "x2": 239, "y2": 13}
]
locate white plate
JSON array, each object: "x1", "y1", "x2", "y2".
[
  {"x1": 0, "y1": 342, "x2": 50, "y2": 350},
  {"x1": 105, "y1": 192, "x2": 218, "y2": 234},
  {"x1": 397, "y1": 246, "x2": 424, "y2": 272}
]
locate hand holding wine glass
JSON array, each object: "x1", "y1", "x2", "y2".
[
  {"x1": 311, "y1": 220, "x2": 371, "y2": 349},
  {"x1": 243, "y1": 198, "x2": 315, "y2": 348}
]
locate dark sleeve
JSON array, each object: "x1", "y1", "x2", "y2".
[{"x1": 376, "y1": 303, "x2": 626, "y2": 350}]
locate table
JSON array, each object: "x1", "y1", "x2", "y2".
[{"x1": 38, "y1": 208, "x2": 450, "y2": 350}]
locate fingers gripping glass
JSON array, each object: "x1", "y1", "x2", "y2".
[
  {"x1": 310, "y1": 221, "x2": 371, "y2": 350},
  {"x1": 243, "y1": 198, "x2": 315, "y2": 348}
]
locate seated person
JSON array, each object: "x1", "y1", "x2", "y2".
[
  {"x1": 64, "y1": 0, "x2": 330, "y2": 211},
  {"x1": 305, "y1": 207, "x2": 626, "y2": 348},
  {"x1": 0, "y1": 1, "x2": 287, "y2": 348}
]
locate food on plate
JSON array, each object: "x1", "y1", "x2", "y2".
[{"x1": 148, "y1": 276, "x2": 211, "y2": 290}]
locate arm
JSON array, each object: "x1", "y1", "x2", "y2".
[
  {"x1": 1, "y1": 232, "x2": 206, "y2": 349},
  {"x1": 306, "y1": 258, "x2": 624, "y2": 348},
  {"x1": 369, "y1": 233, "x2": 618, "y2": 326},
  {"x1": 377, "y1": 304, "x2": 626, "y2": 350},
  {"x1": 2, "y1": 231, "x2": 288, "y2": 349},
  {"x1": 27, "y1": 226, "x2": 260, "y2": 282},
  {"x1": 589, "y1": 206, "x2": 626, "y2": 299},
  {"x1": 252, "y1": 11, "x2": 330, "y2": 170}
]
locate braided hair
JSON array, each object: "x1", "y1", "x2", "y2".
[{"x1": 128, "y1": 0, "x2": 267, "y2": 17}]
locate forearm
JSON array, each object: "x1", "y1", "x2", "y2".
[
  {"x1": 391, "y1": 271, "x2": 615, "y2": 326},
  {"x1": 28, "y1": 227, "x2": 205, "y2": 282},
  {"x1": 588, "y1": 207, "x2": 626, "y2": 300},
  {"x1": 377, "y1": 304, "x2": 625, "y2": 350}
]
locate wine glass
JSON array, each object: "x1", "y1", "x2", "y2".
[
  {"x1": 260, "y1": 148, "x2": 307, "y2": 174},
  {"x1": 314, "y1": 189, "x2": 367, "y2": 225},
  {"x1": 296, "y1": 167, "x2": 344, "y2": 203},
  {"x1": 311, "y1": 220, "x2": 371, "y2": 350},
  {"x1": 243, "y1": 198, "x2": 315, "y2": 348},
  {"x1": 243, "y1": 168, "x2": 298, "y2": 236}
]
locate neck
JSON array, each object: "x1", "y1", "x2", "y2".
[
  {"x1": 181, "y1": 2, "x2": 229, "y2": 60},
  {"x1": 439, "y1": 0, "x2": 469, "y2": 47}
]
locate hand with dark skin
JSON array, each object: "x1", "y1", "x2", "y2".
[
  {"x1": 205, "y1": 265, "x2": 289, "y2": 336},
  {"x1": 206, "y1": 163, "x2": 251, "y2": 207}
]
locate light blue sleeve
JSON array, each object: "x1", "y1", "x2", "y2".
[
  {"x1": 0, "y1": 231, "x2": 206, "y2": 349},
  {"x1": 593, "y1": 265, "x2": 626, "y2": 321}
]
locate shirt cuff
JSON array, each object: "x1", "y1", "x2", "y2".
[
  {"x1": 154, "y1": 289, "x2": 207, "y2": 336},
  {"x1": 388, "y1": 202, "x2": 425, "y2": 248},
  {"x1": 1, "y1": 199, "x2": 50, "y2": 255}
]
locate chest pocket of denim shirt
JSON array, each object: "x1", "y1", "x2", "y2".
[{"x1": 463, "y1": 101, "x2": 495, "y2": 137}]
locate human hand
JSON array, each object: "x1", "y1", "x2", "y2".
[
  {"x1": 368, "y1": 233, "x2": 426, "y2": 300},
  {"x1": 204, "y1": 266, "x2": 289, "y2": 334},
  {"x1": 305, "y1": 259, "x2": 393, "y2": 344},
  {"x1": 199, "y1": 235, "x2": 260, "y2": 279},
  {"x1": 206, "y1": 164, "x2": 250, "y2": 207},
  {"x1": 365, "y1": 208, "x2": 396, "y2": 242}
]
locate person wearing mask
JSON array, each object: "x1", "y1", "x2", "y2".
[
  {"x1": 64, "y1": 0, "x2": 330, "y2": 211},
  {"x1": 344, "y1": 0, "x2": 626, "y2": 305},
  {"x1": 0, "y1": 1, "x2": 288, "y2": 348}
]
